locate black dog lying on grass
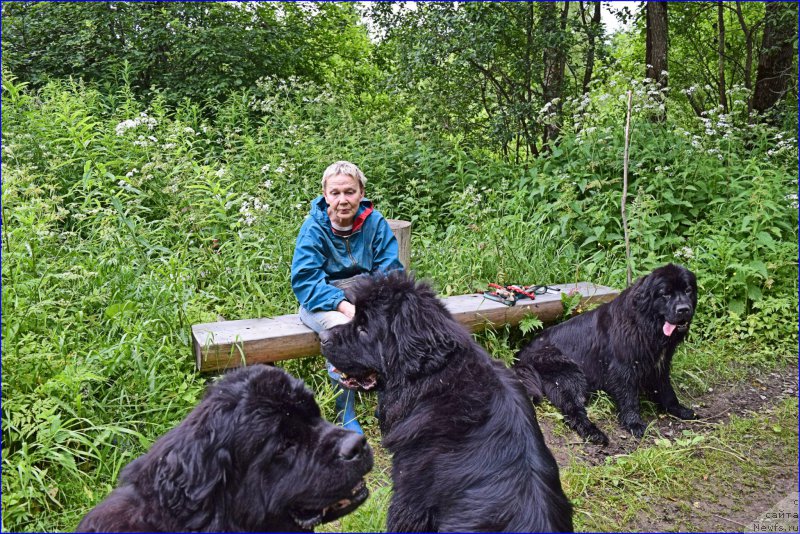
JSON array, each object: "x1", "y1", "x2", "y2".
[
  {"x1": 319, "y1": 271, "x2": 573, "y2": 532},
  {"x1": 77, "y1": 365, "x2": 373, "y2": 532},
  {"x1": 514, "y1": 263, "x2": 699, "y2": 445}
]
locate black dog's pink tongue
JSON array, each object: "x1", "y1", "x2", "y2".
[{"x1": 663, "y1": 321, "x2": 676, "y2": 336}]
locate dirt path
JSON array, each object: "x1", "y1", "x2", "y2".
[{"x1": 538, "y1": 365, "x2": 799, "y2": 532}]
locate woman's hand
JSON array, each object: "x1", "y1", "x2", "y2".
[{"x1": 337, "y1": 300, "x2": 356, "y2": 319}]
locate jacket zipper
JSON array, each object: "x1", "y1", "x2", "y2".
[{"x1": 344, "y1": 237, "x2": 357, "y2": 267}]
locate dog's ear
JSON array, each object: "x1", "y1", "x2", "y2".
[
  {"x1": 685, "y1": 267, "x2": 698, "y2": 308},
  {"x1": 130, "y1": 391, "x2": 236, "y2": 528},
  {"x1": 514, "y1": 363, "x2": 544, "y2": 403},
  {"x1": 390, "y1": 285, "x2": 462, "y2": 379},
  {"x1": 630, "y1": 271, "x2": 657, "y2": 316}
]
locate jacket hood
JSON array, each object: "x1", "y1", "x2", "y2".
[{"x1": 309, "y1": 195, "x2": 374, "y2": 233}]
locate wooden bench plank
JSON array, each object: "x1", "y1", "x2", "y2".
[{"x1": 192, "y1": 282, "x2": 619, "y2": 373}]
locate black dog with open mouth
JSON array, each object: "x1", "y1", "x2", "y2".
[
  {"x1": 514, "y1": 263, "x2": 699, "y2": 445},
  {"x1": 77, "y1": 365, "x2": 373, "y2": 532},
  {"x1": 319, "y1": 271, "x2": 573, "y2": 532}
]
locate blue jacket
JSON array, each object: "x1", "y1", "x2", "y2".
[{"x1": 291, "y1": 195, "x2": 404, "y2": 312}]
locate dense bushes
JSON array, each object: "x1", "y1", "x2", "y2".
[
  {"x1": 2, "y1": 69, "x2": 796, "y2": 531},
  {"x1": 1, "y1": 3, "x2": 374, "y2": 106}
]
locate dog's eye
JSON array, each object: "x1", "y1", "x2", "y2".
[{"x1": 685, "y1": 287, "x2": 693, "y2": 295}]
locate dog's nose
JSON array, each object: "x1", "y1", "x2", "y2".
[
  {"x1": 338, "y1": 432, "x2": 367, "y2": 461},
  {"x1": 675, "y1": 304, "x2": 691, "y2": 316},
  {"x1": 318, "y1": 330, "x2": 332, "y2": 346}
]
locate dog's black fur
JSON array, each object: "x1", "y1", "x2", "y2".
[
  {"x1": 514, "y1": 264, "x2": 698, "y2": 445},
  {"x1": 77, "y1": 365, "x2": 373, "y2": 532},
  {"x1": 319, "y1": 271, "x2": 573, "y2": 532}
]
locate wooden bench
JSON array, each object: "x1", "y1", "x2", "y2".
[{"x1": 192, "y1": 282, "x2": 619, "y2": 373}]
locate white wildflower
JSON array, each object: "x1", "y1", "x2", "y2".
[
  {"x1": 115, "y1": 120, "x2": 138, "y2": 136},
  {"x1": 114, "y1": 112, "x2": 158, "y2": 136},
  {"x1": 674, "y1": 246, "x2": 695, "y2": 260}
]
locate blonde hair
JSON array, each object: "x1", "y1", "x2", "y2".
[{"x1": 321, "y1": 161, "x2": 367, "y2": 191}]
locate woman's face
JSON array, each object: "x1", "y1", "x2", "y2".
[{"x1": 323, "y1": 173, "x2": 364, "y2": 227}]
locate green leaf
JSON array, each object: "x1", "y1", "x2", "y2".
[
  {"x1": 82, "y1": 160, "x2": 93, "y2": 187},
  {"x1": 748, "y1": 260, "x2": 768, "y2": 278},
  {"x1": 104, "y1": 301, "x2": 137, "y2": 320},
  {"x1": 519, "y1": 315, "x2": 543, "y2": 335},
  {"x1": 747, "y1": 284, "x2": 763, "y2": 302},
  {"x1": 755, "y1": 232, "x2": 776, "y2": 250},
  {"x1": 729, "y1": 299, "x2": 746, "y2": 315},
  {"x1": 655, "y1": 438, "x2": 672, "y2": 448}
]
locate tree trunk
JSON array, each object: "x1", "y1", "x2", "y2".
[
  {"x1": 581, "y1": 1, "x2": 602, "y2": 95},
  {"x1": 717, "y1": 1, "x2": 727, "y2": 112},
  {"x1": 733, "y1": 2, "x2": 755, "y2": 117},
  {"x1": 524, "y1": 3, "x2": 538, "y2": 158},
  {"x1": 542, "y1": 1, "x2": 570, "y2": 146},
  {"x1": 645, "y1": 1, "x2": 668, "y2": 122},
  {"x1": 752, "y1": 2, "x2": 797, "y2": 119}
]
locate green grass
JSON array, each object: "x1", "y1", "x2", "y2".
[{"x1": 566, "y1": 397, "x2": 799, "y2": 532}]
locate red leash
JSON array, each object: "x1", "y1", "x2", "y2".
[{"x1": 488, "y1": 283, "x2": 538, "y2": 300}]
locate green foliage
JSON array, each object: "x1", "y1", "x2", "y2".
[
  {"x1": 369, "y1": 2, "x2": 594, "y2": 158},
  {"x1": 519, "y1": 314, "x2": 544, "y2": 336},
  {"x1": 1, "y1": 2, "x2": 373, "y2": 106},
  {"x1": 561, "y1": 290, "x2": 584, "y2": 319}
]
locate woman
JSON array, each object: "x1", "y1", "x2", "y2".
[{"x1": 291, "y1": 160, "x2": 403, "y2": 434}]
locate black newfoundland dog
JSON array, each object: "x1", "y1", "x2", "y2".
[
  {"x1": 77, "y1": 365, "x2": 373, "y2": 532},
  {"x1": 513, "y1": 263, "x2": 698, "y2": 445},
  {"x1": 319, "y1": 271, "x2": 573, "y2": 532}
]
